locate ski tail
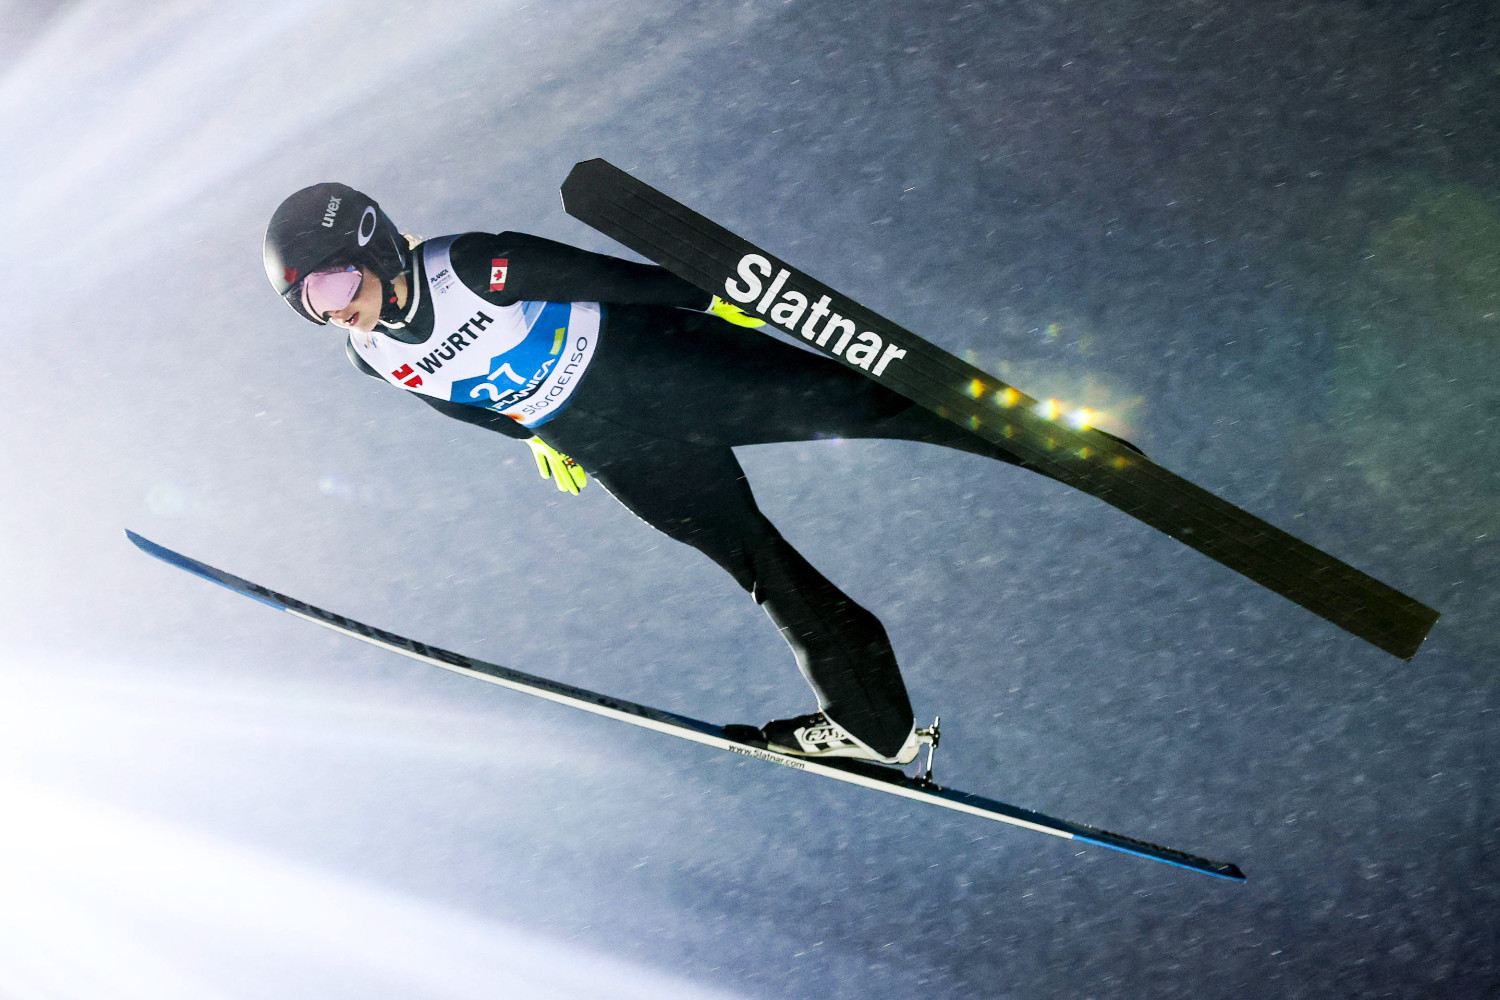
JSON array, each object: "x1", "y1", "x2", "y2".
[
  {"x1": 127, "y1": 530, "x2": 1244, "y2": 883},
  {"x1": 821, "y1": 756, "x2": 1245, "y2": 881},
  {"x1": 560, "y1": 158, "x2": 1439, "y2": 660}
]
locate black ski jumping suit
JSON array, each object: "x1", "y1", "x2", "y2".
[{"x1": 348, "y1": 232, "x2": 1029, "y2": 757}]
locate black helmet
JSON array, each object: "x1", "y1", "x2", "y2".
[{"x1": 264, "y1": 182, "x2": 409, "y2": 324}]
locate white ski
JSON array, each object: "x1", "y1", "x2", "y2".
[{"x1": 126, "y1": 530, "x2": 1244, "y2": 882}]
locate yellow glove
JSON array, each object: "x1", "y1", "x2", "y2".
[
  {"x1": 708, "y1": 295, "x2": 766, "y2": 328},
  {"x1": 525, "y1": 437, "x2": 587, "y2": 495}
]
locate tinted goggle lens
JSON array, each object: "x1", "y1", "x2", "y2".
[{"x1": 300, "y1": 266, "x2": 363, "y2": 319}]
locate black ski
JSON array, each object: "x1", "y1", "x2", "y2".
[
  {"x1": 559, "y1": 158, "x2": 1438, "y2": 660},
  {"x1": 127, "y1": 530, "x2": 1245, "y2": 883}
]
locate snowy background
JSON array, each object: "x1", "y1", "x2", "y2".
[{"x1": 2, "y1": 0, "x2": 1497, "y2": 996}]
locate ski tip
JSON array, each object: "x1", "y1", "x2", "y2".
[
  {"x1": 560, "y1": 158, "x2": 624, "y2": 214},
  {"x1": 565, "y1": 157, "x2": 614, "y2": 178},
  {"x1": 124, "y1": 529, "x2": 289, "y2": 612},
  {"x1": 124, "y1": 528, "x2": 164, "y2": 558},
  {"x1": 125, "y1": 528, "x2": 204, "y2": 574}
]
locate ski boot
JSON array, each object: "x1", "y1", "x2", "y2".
[{"x1": 739, "y1": 711, "x2": 931, "y2": 766}]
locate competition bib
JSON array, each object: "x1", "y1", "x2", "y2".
[{"x1": 350, "y1": 236, "x2": 601, "y2": 427}]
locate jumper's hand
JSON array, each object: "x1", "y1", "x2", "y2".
[
  {"x1": 525, "y1": 437, "x2": 587, "y2": 495},
  {"x1": 708, "y1": 295, "x2": 766, "y2": 328}
]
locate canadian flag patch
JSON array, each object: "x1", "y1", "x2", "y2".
[{"x1": 489, "y1": 258, "x2": 509, "y2": 291}]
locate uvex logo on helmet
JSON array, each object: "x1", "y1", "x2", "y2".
[{"x1": 320, "y1": 196, "x2": 342, "y2": 228}]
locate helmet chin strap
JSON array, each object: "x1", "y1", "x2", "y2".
[{"x1": 376, "y1": 271, "x2": 415, "y2": 329}]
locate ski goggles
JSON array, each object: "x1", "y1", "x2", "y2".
[{"x1": 299, "y1": 266, "x2": 364, "y2": 321}]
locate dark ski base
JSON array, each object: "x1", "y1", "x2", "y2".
[
  {"x1": 560, "y1": 158, "x2": 1438, "y2": 660},
  {"x1": 127, "y1": 530, "x2": 1244, "y2": 883}
]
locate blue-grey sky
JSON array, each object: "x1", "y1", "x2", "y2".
[{"x1": 2, "y1": 1, "x2": 1496, "y2": 997}]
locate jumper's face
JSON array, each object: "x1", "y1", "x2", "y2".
[{"x1": 316, "y1": 266, "x2": 383, "y2": 334}]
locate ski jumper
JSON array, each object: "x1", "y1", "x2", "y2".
[{"x1": 348, "y1": 232, "x2": 1029, "y2": 758}]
